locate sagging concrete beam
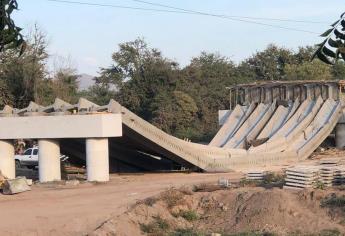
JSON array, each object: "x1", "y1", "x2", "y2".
[
  {"x1": 39, "y1": 139, "x2": 61, "y2": 182},
  {"x1": 86, "y1": 138, "x2": 109, "y2": 182},
  {"x1": 0, "y1": 140, "x2": 15, "y2": 179}
]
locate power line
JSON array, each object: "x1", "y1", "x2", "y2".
[
  {"x1": 46, "y1": 0, "x2": 320, "y2": 35},
  {"x1": 46, "y1": 0, "x2": 193, "y2": 14},
  {"x1": 130, "y1": 0, "x2": 330, "y2": 25}
]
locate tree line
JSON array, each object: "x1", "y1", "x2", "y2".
[
  {"x1": 1, "y1": 32, "x2": 345, "y2": 142},
  {"x1": 85, "y1": 38, "x2": 345, "y2": 142}
]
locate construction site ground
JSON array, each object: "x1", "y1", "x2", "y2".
[
  {"x1": 1, "y1": 148, "x2": 345, "y2": 236},
  {"x1": 0, "y1": 172, "x2": 242, "y2": 236}
]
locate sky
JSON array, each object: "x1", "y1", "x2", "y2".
[{"x1": 13, "y1": 0, "x2": 345, "y2": 76}]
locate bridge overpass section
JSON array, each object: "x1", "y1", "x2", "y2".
[{"x1": 0, "y1": 81, "x2": 343, "y2": 182}]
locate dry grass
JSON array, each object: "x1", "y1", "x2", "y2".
[{"x1": 160, "y1": 188, "x2": 186, "y2": 208}]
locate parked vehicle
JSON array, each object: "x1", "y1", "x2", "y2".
[{"x1": 14, "y1": 147, "x2": 69, "y2": 168}]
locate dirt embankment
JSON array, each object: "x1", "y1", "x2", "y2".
[{"x1": 91, "y1": 187, "x2": 345, "y2": 236}]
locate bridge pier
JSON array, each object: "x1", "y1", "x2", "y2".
[
  {"x1": 38, "y1": 139, "x2": 61, "y2": 182},
  {"x1": 86, "y1": 138, "x2": 109, "y2": 182},
  {"x1": 0, "y1": 140, "x2": 15, "y2": 179}
]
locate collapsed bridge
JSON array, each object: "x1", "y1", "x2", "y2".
[{"x1": 0, "y1": 80, "x2": 344, "y2": 182}]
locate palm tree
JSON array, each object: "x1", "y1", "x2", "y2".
[
  {"x1": 313, "y1": 12, "x2": 345, "y2": 64},
  {"x1": 0, "y1": 0, "x2": 25, "y2": 53}
]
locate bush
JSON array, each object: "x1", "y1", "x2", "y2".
[
  {"x1": 288, "y1": 229, "x2": 341, "y2": 236},
  {"x1": 321, "y1": 194, "x2": 345, "y2": 208},
  {"x1": 142, "y1": 197, "x2": 157, "y2": 206},
  {"x1": 224, "y1": 232, "x2": 276, "y2": 236},
  {"x1": 170, "y1": 228, "x2": 204, "y2": 236},
  {"x1": 160, "y1": 188, "x2": 186, "y2": 208},
  {"x1": 239, "y1": 179, "x2": 260, "y2": 187},
  {"x1": 180, "y1": 210, "x2": 199, "y2": 221},
  {"x1": 140, "y1": 215, "x2": 170, "y2": 234},
  {"x1": 315, "y1": 181, "x2": 325, "y2": 190},
  {"x1": 262, "y1": 173, "x2": 285, "y2": 185},
  {"x1": 319, "y1": 229, "x2": 341, "y2": 236}
]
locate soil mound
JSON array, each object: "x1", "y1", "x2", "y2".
[{"x1": 90, "y1": 187, "x2": 345, "y2": 236}]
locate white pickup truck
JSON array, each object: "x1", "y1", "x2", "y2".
[{"x1": 14, "y1": 147, "x2": 68, "y2": 168}]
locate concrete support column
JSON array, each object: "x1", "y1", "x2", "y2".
[
  {"x1": 244, "y1": 88, "x2": 250, "y2": 105},
  {"x1": 0, "y1": 140, "x2": 15, "y2": 179},
  {"x1": 284, "y1": 86, "x2": 293, "y2": 101},
  {"x1": 336, "y1": 123, "x2": 345, "y2": 149},
  {"x1": 264, "y1": 88, "x2": 273, "y2": 103},
  {"x1": 86, "y1": 138, "x2": 109, "y2": 182},
  {"x1": 305, "y1": 86, "x2": 313, "y2": 100},
  {"x1": 328, "y1": 85, "x2": 334, "y2": 100},
  {"x1": 38, "y1": 139, "x2": 61, "y2": 182}
]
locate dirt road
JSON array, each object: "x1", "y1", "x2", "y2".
[{"x1": 0, "y1": 172, "x2": 242, "y2": 236}]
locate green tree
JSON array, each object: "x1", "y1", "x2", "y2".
[
  {"x1": 179, "y1": 52, "x2": 240, "y2": 140},
  {"x1": 151, "y1": 91, "x2": 198, "y2": 139},
  {"x1": 245, "y1": 44, "x2": 295, "y2": 81},
  {"x1": 332, "y1": 61, "x2": 345, "y2": 80},
  {"x1": 284, "y1": 60, "x2": 333, "y2": 81},
  {"x1": 95, "y1": 38, "x2": 179, "y2": 119},
  {"x1": 49, "y1": 68, "x2": 79, "y2": 104},
  {"x1": 0, "y1": 26, "x2": 48, "y2": 107}
]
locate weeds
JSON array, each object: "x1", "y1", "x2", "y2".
[
  {"x1": 180, "y1": 210, "x2": 199, "y2": 221},
  {"x1": 262, "y1": 173, "x2": 285, "y2": 186},
  {"x1": 315, "y1": 181, "x2": 325, "y2": 190},
  {"x1": 170, "y1": 228, "x2": 204, "y2": 236},
  {"x1": 142, "y1": 197, "x2": 157, "y2": 206},
  {"x1": 318, "y1": 229, "x2": 341, "y2": 236},
  {"x1": 239, "y1": 179, "x2": 260, "y2": 187},
  {"x1": 321, "y1": 194, "x2": 345, "y2": 208},
  {"x1": 239, "y1": 173, "x2": 285, "y2": 188},
  {"x1": 288, "y1": 229, "x2": 341, "y2": 236},
  {"x1": 224, "y1": 232, "x2": 276, "y2": 236},
  {"x1": 140, "y1": 215, "x2": 170, "y2": 235},
  {"x1": 178, "y1": 186, "x2": 194, "y2": 195},
  {"x1": 193, "y1": 183, "x2": 225, "y2": 192},
  {"x1": 160, "y1": 188, "x2": 186, "y2": 208}
]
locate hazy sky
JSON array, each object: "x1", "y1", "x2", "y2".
[{"x1": 14, "y1": 0, "x2": 344, "y2": 75}]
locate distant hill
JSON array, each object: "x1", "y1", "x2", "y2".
[{"x1": 77, "y1": 74, "x2": 95, "y2": 91}]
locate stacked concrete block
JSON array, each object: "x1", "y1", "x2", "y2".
[
  {"x1": 284, "y1": 166, "x2": 320, "y2": 190},
  {"x1": 319, "y1": 165, "x2": 345, "y2": 186},
  {"x1": 319, "y1": 158, "x2": 340, "y2": 166},
  {"x1": 284, "y1": 163, "x2": 345, "y2": 190},
  {"x1": 319, "y1": 166, "x2": 336, "y2": 187},
  {"x1": 246, "y1": 170, "x2": 266, "y2": 181}
]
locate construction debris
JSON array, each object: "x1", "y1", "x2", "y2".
[
  {"x1": 3, "y1": 177, "x2": 31, "y2": 195},
  {"x1": 0, "y1": 170, "x2": 7, "y2": 189},
  {"x1": 218, "y1": 177, "x2": 230, "y2": 188},
  {"x1": 65, "y1": 180, "x2": 80, "y2": 186}
]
